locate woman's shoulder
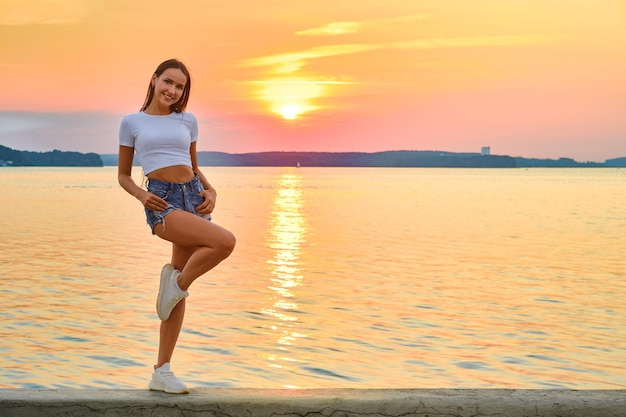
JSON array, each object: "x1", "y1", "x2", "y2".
[
  {"x1": 174, "y1": 112, "x2": 198, "y2": 127},
  {"x1": 177, "y1": 111, "x2": 197, "y2": 121},
  {"x1": 121, "y1": 111, "x2": 146, "y2": 123}
]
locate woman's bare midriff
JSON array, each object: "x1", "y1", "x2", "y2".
[{"x1": 147, "y1": 165, "x2": 195, "y2": 183}]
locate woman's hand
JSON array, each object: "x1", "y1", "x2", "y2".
[
  {"x1": 196, "y1": 188, "x2": 216, "y2": 214},
  {"x1": 138, "y1": 190, "x2": 168, "y2": 212}
]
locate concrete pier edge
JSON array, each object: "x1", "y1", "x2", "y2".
[{"x1": 0, "y1": 388, "x2": 624, "y2": 417}]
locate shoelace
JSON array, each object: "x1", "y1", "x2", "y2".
[
  {"x1": 158, "y1": 369, "x2": 177, "y2": 381},
  {"x1": 167, "y1": 293, "x2": 184, "y2": 310}
]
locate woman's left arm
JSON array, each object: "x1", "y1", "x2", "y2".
[{"x1": 190, "y1": 141, "x2": 217, "y2": 214}]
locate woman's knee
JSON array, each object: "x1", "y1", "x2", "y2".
[
  {"x1": 207, "y1": 228, "x2": 235, "y2": 260},
  {"x1": 219, "y1": 230, "x2": 236, "y2": 258}
]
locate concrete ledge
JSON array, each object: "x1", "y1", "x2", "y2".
[{"x1": 0, "y1": 389, "x2": 624, "y2": 417}]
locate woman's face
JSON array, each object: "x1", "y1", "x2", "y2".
[{"x1": 151, "y1": 68, "x2": 187, "y2": 111}]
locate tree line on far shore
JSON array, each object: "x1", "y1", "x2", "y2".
[
  {"x1": 0, "y1": 145, "x2": 102, "y2": 167},
  {"x1": 101, "y1": 150, "x2": 625, "y2": 168},
  {"x1": 2, "y1": 144, "x2": 625, "y2": 168}
]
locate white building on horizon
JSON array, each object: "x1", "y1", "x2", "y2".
[{"x1": 481, "y1": 146, "x2": 491, "y2": 156}]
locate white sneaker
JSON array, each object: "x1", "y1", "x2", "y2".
[
  {"x1": 159, "y1": 264, "x2": 174, "y2": 291},
  {"x1": 156, "y1": 267, "x2": 188, "y2": 321},
  {"x1": 148, "y1": 363, "x2": 189, "y2": 394}
]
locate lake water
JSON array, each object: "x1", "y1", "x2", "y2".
[{"x1": 0, "y1": 166, "x2": 624, "y2": 390}]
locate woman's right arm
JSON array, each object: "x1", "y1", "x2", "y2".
[{"x1": 117, "y1": 146, "x2": 167, "y2": 211}]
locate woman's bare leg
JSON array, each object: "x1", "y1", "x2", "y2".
[
  {"x1": 153, "y1": 211, "x2": 235, "y2": 367},
  {"x1": 157, "y1": 299, "x2": 185, "y2": 367},
  {"x1": 155, "y1": 210, "x2": 235, "y2": 290},
  {"x1": 156, "y1": 244, "x2": 194, "y2": 367}
]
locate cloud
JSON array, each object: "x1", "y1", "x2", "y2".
[
  {"x1": 246, "y1": 12, "x2": 553, "y2": 75},
  {"x1": 0, "y1": 0, "x2": 100, "y2": 25},
  {"x1": 393, "y1": 34, "x2": 556, "y2": 50},
  {"x1": 296, "y1": 14, "x2": 429, "y2": 37},
  {"x1": 240, "y1": 34, "x2": 556, "y2": 74},
  {"x1": 241, "y1": 44, "x2": 379, "y2": 74},
  {"x1": 297, "y1": 21, "x2": 364, "y2": 36}
]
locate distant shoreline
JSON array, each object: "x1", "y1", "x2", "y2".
[
  {"x1": 100, "y1": 150, "x2": 626, "y2": 168},
  {"x1": 0, "y1": 145, "x2": 102, "y2": 167},
  {"x1": 2, "y1": 144, "x2": 625, "y2": 167}
]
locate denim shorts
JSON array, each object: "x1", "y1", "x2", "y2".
[{"x1": 145, "y1": 175, "x2": 211, "y2": 234}]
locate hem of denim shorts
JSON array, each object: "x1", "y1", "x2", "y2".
[{"x1": 149, "y1": 207, "x2": 177, "y2": 234}]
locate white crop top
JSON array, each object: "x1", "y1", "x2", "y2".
[{"x1": 119, "y1": 112, "x2": 198, "y2": 175}]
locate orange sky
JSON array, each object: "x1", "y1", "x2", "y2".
[{"x1": 0, "y1": 0, "x2": 625, "y2": 161}]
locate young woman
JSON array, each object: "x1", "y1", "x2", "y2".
[{"x1": 118, "y1": 59, "x2": 236, "y2": 394}]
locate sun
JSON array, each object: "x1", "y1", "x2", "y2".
[
  {"x1": 257, "y1": 78, "x2": 325, "y2": 120},
  {"x1": 279, "y1": 104, "x2": 302, "y2": 120}
]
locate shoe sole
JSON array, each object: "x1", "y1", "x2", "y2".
[
  {"x1": 157, "y1": 264, "x2": 174, "y2": 321},
  {"x1": 148, "y1": 381, "x2": 190, "y2": 394}
]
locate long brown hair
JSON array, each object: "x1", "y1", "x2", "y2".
[{"x1": 140, "y1": 59, "x2": 191, "y2": 113}]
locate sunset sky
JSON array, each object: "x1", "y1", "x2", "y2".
[{"x1": 0, "y1": 0, "x2": 625, "y2": 161}]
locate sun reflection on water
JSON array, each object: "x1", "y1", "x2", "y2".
[{"x1": 261, "y1": 172, "x2": 308, "y2": 383}]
